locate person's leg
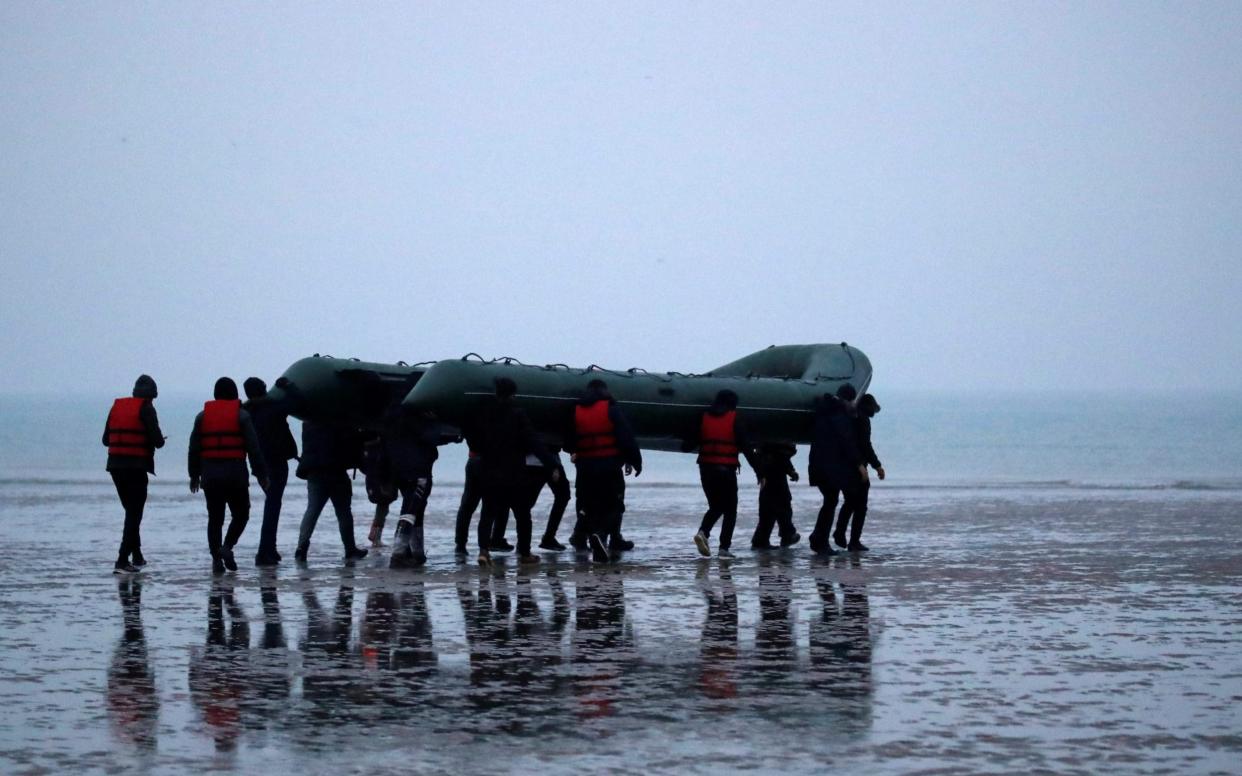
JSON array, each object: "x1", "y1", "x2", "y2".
[
  {"x1": 609, "y1": 472, "x2": 631, "y2": 550},
  {"x1": 222, "y1": 480, "x2": 251, "y2": 550},
  {"x1": 718, "y1": 470, "x2": 739, "y2": 552},
  {"x1": 297, "y1": 477, "x2": 331, "y2": 556},
  {"x1": 369, "y1": 500, "x2": 390, "y2": 546},
  {"x1": 257, "y1": 460, "x2": 288, "y2": 561},
  {"x1": 203, "y1": 484, "x2": 227, "y2": 566},
  {"x1": 809, "y1": 485, "x2": 840, "y2": 552},
  {"x1": 111, "y1": 471, "x2": 146, "y2": 565},
  {"x1": 512, "y1": 480, "x2": 535, "y2": 559},
  {"x1": 753, "y1": 488, "x2": 777, "y2": 548},
  {"x1": 326, "y1": 470, "x2": 360, "y2": 555},
  {"x1": 698, "y1": 467, "x2": 726, "y2": 536},
  {"x1": 775, "y1": 481, "x2": 799, "y2": 545},
  {"x1": 833, "y1": 495, "x2": 854, "y2": 548},
  {"x1": 454, "y1": 458, "x2": 483, "y2": 551},
  {"x1": 477, "y1": 474, "x2": 505, "y2": 561},
  {"x1": 847, "y1": 481, "x2": 870, "y2": 550},
  {"x1": 543, "y1": 466, "x2": 571, "y2": 542}
]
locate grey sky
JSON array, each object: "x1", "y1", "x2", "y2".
[{"x1": 2, "y1": 2, "x2": 1239, "y2": 395}]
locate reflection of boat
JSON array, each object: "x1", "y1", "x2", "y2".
[{"x1": 271, "y1": 343, "x2": 871, "y2": 449}]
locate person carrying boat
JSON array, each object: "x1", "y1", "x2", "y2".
[
  {"x1": 188, "y1": 377, "x2": 269, "y2": 574},
  {"x1": 293, "y1": 420, "x2": 369, "y2": 564},
  {"x1": 834, "y1": 393, "x2": 884, "y2": 551},
  {"x1": 689, "y1": 389, "x2": 759, "y2": 558},
  {"x1": 361, "y1": 430, "x2": 397, "y2": 547},
  {"x1": 453, "y1": 445, "x2": 484, "y2": 557},
  {"x1": 750, "y1": 443, "x2": 801, "y2": 549},
  {"x1": 387, "y1": 405, "x2": 445, "y2": 568},
  {"x1": 463, "y1": 377, "x2": 559, "y2": 566},
  {"x1": 565, "y1": 378, "x2": 643, "y2": 562},
  {"x1": 806, "y1": 384, "x2": 866, "y2": 555},
  {"x1": 242, "y1": 376, "x2": 300, "y2": 566},
  {"x1": 103, "y1": 374, "x2": 165, "y2": 574}
]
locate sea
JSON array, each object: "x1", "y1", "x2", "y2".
[{"x1": 0, "y1": 392, "x2": 1239, "y2": 774}]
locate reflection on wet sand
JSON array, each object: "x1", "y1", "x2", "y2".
[
  {"x1": 810, "y1": 559, "x2": 873, "y2": 736},
  {"x1": 188, "y1": 579, "x2": 251, "y2": 754},
  {"x1": 106, "y1": 577, "x2": 158, "y2": 752}
]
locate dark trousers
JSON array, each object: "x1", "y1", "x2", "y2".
[
  {"x1": 752, "y1": 477, "x2": 797, "y2": 545},
  {"x1": 698, "y1": 465, "x2": 739, "y2": 549},
  {"x1": 835, "y1": 480, "x2": 870, "y2": 543},
  {"x1": 398, "y1": 476, "x2": 433, "y2": 525},
  {"x1": 256, "y1": 460, "x2": 288, "y2": 559},
  {"x1": 454, "y1": 457, "x2": 484, "y2": 549},
  {"x1": 203, "y1": 479, "x2": 250, "y2": 558},
  {"x1": 498, "y1": 465, "x2": 571, "y2": 543},
  {"x1": 297, "y1": 470, "x2": 357, "y2": 552},
  {"x1": 575, "y1": 465, "x2": 625, "y2": 540},
  {"x1": 478, "y1": 470, "x2": 532, "y2": 554},
  {"x1": 811, "y1": 480, "x2": 864, "y2": 546},
  {"x1": 111, "y1": 470, "x2": 148, "y2": 562}
]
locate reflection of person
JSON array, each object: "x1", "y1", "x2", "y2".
[
  {"x1": 571, "y1": 572, "x2": 633, "y2": 718},
  {"x1": 106, "y1": 577, "x2": 158, "y2": 750},
  {"x1": 187, "y1": 579, "x2": 250, "y2": 753},
  {"x1": 834, "y1": 393, "x2": 884, "y2": 552},
  {"x1": 807, "y1": 384, "x2": 865, "y2": 556},
  {"x1": 249, "y1": 572, "x2": 293, "y2": 721},
  {"x1": 754, "y1": 557, "x2": 797, "y2": 668},
  {"x1": 103, "y1": 374, "x2": 165, "y2": 573},
  {"x1": 697, "y1": 563, "x2": 739, "y2": 700},
  {"x1": 809, "y1": 569, "x2": 874, "y2": 734}
]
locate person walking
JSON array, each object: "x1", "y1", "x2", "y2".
[
  {"x1": 361, "y1": 431, "x2": 397, "y2": 547},
  {"x1": 188, "y1": 378, "x2": 268, "y2": 574},
  {"x1": 834, "y1": 393, "x2": 884, "y2": 551},
  {"x1": 452, "y1": 446, "x2": 484, "y2": 557},
  {"x1": 242, "y1": 377, "x2": 300, "y2": 566},
  {"x1": 463, "y1": 377, "x2": 558, "y2": 566},
  {"x1": 103, "y1": 375, "x2": 165, "y2": 574},
  {"x1": 294, "y1": 420, "x2": 368, "y2": 564},
  {"x1": 750, "y1": 443, "x2": 801, "y2": 549},
  {"x1": 564, "y1": 379, "x2": 642, "y2": 562},
  {"x1": 806, "y1": 384, "x2": 865, "y2": 555},
  {"x1": 689, "y1": 389, "x2": 759, "y2": 558},
  {"x1": 387, "y1": 407, "x2": 444, "y2": 568}
]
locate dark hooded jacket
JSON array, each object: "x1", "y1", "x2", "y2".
[
  {"x1": 855, "y1": 414, "x2": 881, "y2": 471},
  {"x1": 463, "y1": 396, "x2": 556, "y2": 478},
  {"x1": 562, "y1": 394, "x2": 643, "y2": 473},
  {"x1": 384, "y1": 407, "x2": 444, "y2": 480},
  {"x1": 296, "y1": 421, "x2": 363, "y2": 480},
  {"x1": 187, "y1": 407, "x2": 267, "y2": 485},
  {"x1": 103, "y1": 375, "x2": 165, "y2": 474},
  {"x1": 242, "y1": 388, "x2": 299, "y2": 466},
  {"x1": 807, "y1": 395, "x2": 862, "y2": 488}
]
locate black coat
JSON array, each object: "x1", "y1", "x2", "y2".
[
  {"x1": 384, "y1": 412, "x2": 443, "y2": 480},
  {"x1": 243, "y1": 394, "x2": 299, "y2": 466},
  {"x1": 463, "y1": 397, "x2": 556, "y2": 478},
  {"x1": 296, "y1": 421, "x2": 362, "y2": 480},
  {"x1": 807, "y1": 396, "x2": 862, "y2": 488}
]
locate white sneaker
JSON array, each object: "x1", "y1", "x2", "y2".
[{"x1": 693, "y1": 531, "x2": 711, "y2": 557}]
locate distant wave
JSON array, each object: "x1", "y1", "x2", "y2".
[{"x1": 1, "y1": 476, "x2": 1240, "y2": 493}]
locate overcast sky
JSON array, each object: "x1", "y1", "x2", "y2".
[{"x1": 2, "y1": 2, "x2": 1239, "y2": 396}]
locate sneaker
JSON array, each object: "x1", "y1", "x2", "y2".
[
  {"x1": 518, "y1": 553, "x2": 541, "y2": 565},
  {"x1": 477, "y1": 551, "x2": 492, "y2": 568},
  {"x1": 294, "y1": 545, "x2": 308, "y2": 563},
  {"x1": 832, "y1": 532, "x2": 848, "y2": 549},
  {"x1": 569, "y1": 534, "x2": 588, "y2": 552},
  {"x1": 588, "y1": 534, "x2": 610, "y2": 563},
  {"x1": 848, "y1": 542, "x2": 869, "y2": 553},
  {"x1": 490, "y1": 539, "x2": 515, "y2": 552},
  {"x1": 811, "y1": 541, "x2": 837, "y2": 556},
  {"x1": 454, "y1": 544, "x2": 469, "y2": 557},
  {"x1": 212, "y1": 557, "x2": 226, "y2": 575},
  {"x1": 539, "y1": 537, "x2": 567, "y2": 552},
  {"x1": 221, "y1": 547, "x2": 238, "y2": 572},
  {"x1": 254, "y1": 552, "x2": 279, "y2": 567},
  {"x1": 610, "y1": 536, "x2": 635, "y2": 552},
  {"x1": 693, "y1": 531, "x2": 711, "y2": 558},
  {"x1": 751, "y1": 541, "x2": 775, "y2": 550},
  {"x1": 113, "y1": 561, "x2": 138, "y2": 575},
  {"x1": 718, "y1": 547, "x2": 734, "y2": 558},
  {"x1": 130, "y1": 551, "x2": 147, "y2": 568},
  {"x1": 780, "y1": 532, "x2": 802, "y2": 548},
  {"x1": 344, "y1": 547, "x2": 369, "y2": 562}
]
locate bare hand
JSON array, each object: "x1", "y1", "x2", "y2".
[
  {"x1": 877, "y1": 467, "x2": 886, "y2": 481},
  {"x1": 758, "y1": 478, "x2": 767, "y2": 490},
  {"x1": 189, "y1": 477, "x2": 200, "y2": 494},
  {"x1": 259, "y1": 477, "x2": 270, "y2": 493},
  {"x1": 550, "y1": 468, "x2": 561, "y2": 483},
  {"x1": 790, "y1": 471, "x2": 800, "y2": 483},
  {"x1": 859, "y1": 465, "x2": 869, "y2": 483}
]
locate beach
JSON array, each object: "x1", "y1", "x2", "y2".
[{"x1": 2, "y1": 467, "x2": 1240, "y2": 774}]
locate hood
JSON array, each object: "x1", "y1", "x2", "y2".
[{"x1": 132, "y1": 374, "x2": 158, "y2": 399}]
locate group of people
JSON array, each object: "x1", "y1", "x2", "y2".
[{"x1": 102, "y1": 373, "x2": 883, "y2": 575}]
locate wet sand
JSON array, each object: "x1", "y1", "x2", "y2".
[{"x1": 1, "y1": 480, "x2": 1240, "y2": 774}]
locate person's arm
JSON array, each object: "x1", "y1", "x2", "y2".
[
  {"x1": 141, "y1": 402, "x2": 165, "y2": 450},
  {"x1": 610, "y1": 405, "x2": 643, "y2": 474},
  {"x1": 518, "y1": 410, "x2": 557, "y2": 470},
  {"x1": 733, "y1": 415, "x2": 760, "y2": 476},
  {"x1": 833, "y1": 412, "x2": 863, "y2": 467},
  {"x1": 188, "y1": 413, "x2": 203, "y2": 487},
  {"x1": 102, "y1": 415, "x2": 111, "y2": 448},
  {"x1": 561, "y1": 407, "x2": 578, "y2": 455},
  {"x1": 859, "y1": 417, "x2": 882, "y2": 471},
  {"x1": 784, "y1": 453, "x2": 799, "y2": 481},
  {"x1": 239, "y1": 411, "x2": 269, "y2": 485}
]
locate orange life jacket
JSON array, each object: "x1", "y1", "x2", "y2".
[
  {"x1": 106, "y1": 397, "x2": 152, "y2": 458},
  {"x1": 200, "y1": 400, "x2": 245, "y2": 460},
  {"x1": 698, "y1": 410, "x2": 739, "y2": 467},
  {"x1": 574, "y1": 401, "x2": 619, "y2": 459}
]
